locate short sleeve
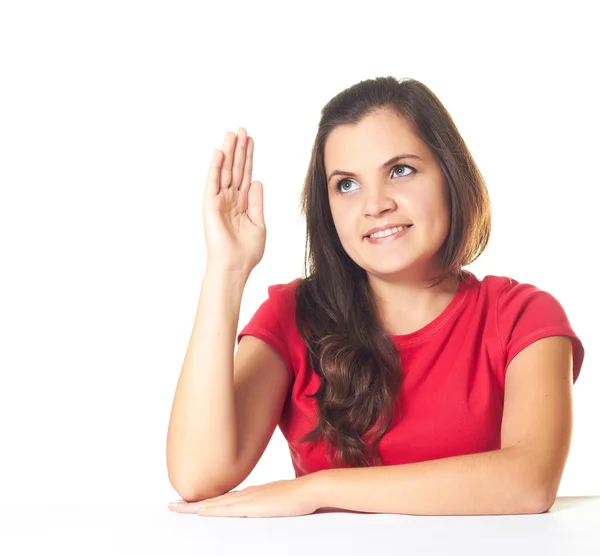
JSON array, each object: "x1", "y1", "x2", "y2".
[
  {"x1": 496, "y1": 279, "x2": 585, "y2": 384},
  {"x1": 236, "y1": 283, "x2": 295, "y2": 385}
]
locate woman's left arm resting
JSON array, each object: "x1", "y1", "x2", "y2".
[
  {"x1": 308, "y1": 335, "x2": 576, "y2": 517},
  {"x1": 307, "y1": 446, "x2": 550, "y2": 516}
]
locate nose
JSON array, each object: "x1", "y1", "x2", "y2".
[{"x1": 363, "y1": 188, "x2": 397, "y2": 217}]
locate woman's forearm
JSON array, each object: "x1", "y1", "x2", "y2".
[
  {"x1": 166, "y1": 267, "x2": 250, "y2": 500},
  {"x1": 309, "y1": 446, "x2": 550, "y2": 516}
]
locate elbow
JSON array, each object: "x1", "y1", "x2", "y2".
[
  {"x1": 514, "y1": 454, "x2": 556, "y2": 514},
  {"x1": 532, "y1": 486, "x2": 556, "y2": 514},
  {"x1": 522, "y1": 481, "x2": 554, "y2": 514},
  {"x1": 169, "y1": 475, "x2": 218, "y2": 503},
  {"x1": 170, "y1": 480, "x2": 225, "y2": 503},
  {"x1": 167, "y1": 460, "x2": 221, "y2": 502},
  {"x1": 168, "y1": 470, "x2": 239, "y2": 503}
]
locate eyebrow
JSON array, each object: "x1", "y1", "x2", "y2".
[{"x1": 327, "y1": 154, "x2": 423, "y2": 184}]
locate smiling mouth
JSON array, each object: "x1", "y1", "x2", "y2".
[{"x1": 365, "y1": 224, "x2": 413, "y2": 239}]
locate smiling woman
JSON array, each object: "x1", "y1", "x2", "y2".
[
  {"x1": 236, "y1": 77, "x2": 583, "y2": 497},
  {"x1": 282, "y1": 79, "x2": 495, "y2": 471},
  {"x1": 168, "y1": 76, "x2": 585, "y2": 517}
]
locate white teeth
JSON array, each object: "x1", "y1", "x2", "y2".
[{"x1": 368, "y1": 226, "x2": 407, "y2": 239}]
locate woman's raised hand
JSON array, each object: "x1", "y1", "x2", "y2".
[{"x1": 202, "y1": 128, "x2": 266, "y2": 275}]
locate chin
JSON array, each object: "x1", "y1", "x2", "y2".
[{"x1": 366, "y1": 262, "x2": 413, "y2": 275}]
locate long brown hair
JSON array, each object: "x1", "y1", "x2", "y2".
[{"x1": 293, "y1": 76, "x2": 492, "y2": 469}]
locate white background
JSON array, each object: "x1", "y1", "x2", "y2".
[{"x1": 0, "y1": 0, "x2": 597, "y2": 505}]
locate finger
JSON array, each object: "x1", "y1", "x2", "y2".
[
  {"x1": 199, "y1": 494, "x2": 229, "y2": 504},
  {"x1": 168, "y1": 503, "x2": 199, "y2": 514},
  {"x1": 201, "y1": 488, "x2": 245, "y2": 505},
  {"x1": 205, "y1": 148, "x2": 224, "y2": 197},
  {"x1": 230, "y1": 127, "x2": 247, "y2": 190},
  {"x1": 240, "y1": 136, "x2": 253, "y2": 193},
  {"x1": 220, "y1": 131, "x2": 236, "y2": 189},
  {"x1": 196, "y1": 503, "x2": 241, "y2": 517},
  {"x1": 247, "y1": 180, "x2": 264, "y2": 228}
]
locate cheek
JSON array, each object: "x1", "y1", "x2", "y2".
[
  {"x1": 415, "y1": 193, "x2": 449, "y2": 228},
  {"x1": 329, "y1": 218, "x2": 356, "y2": 252},
  {"x1": 335, "y1": 217, "x2": 358, "y2": 243}
]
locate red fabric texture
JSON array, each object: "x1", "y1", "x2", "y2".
[{"x1": 237, "y1": 270, "x2": 585, "y2": 478}]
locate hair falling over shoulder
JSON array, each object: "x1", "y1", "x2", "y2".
[{"x1": 291, "y1": 76, "x2": 492, "y2": 469}]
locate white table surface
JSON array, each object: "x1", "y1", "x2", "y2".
[{"x1": 1, "y1": 496, "x2": 598, "y2": 555}]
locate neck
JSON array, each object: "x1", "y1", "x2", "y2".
[{"x1": 368, "y1": 270, "x2": 462, "y2": 336}]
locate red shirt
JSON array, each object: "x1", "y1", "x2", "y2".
[{"x1": 237, "y1": 270, "x2": 585, "y2": 478}]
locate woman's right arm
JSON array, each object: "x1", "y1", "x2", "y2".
[
  {"x1": 167, "y1": 127, "x2": 267, "y2": 500},
  {"x1": 166, "y1": 267, "x2": 249, "y2": 499}
]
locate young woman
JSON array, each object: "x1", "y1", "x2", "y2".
[{"x1": 167, "y1": 76, "x2": 585, "y2": 517}]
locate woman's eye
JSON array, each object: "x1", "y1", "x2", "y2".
[
  {"x1": 392, "y1": 164, "x2": 414, "y2": 178},
  {"x1": 336, "y1": 164, "x2": 415, "y2": 193},
  {"x1": 337, "y1": 179, "x2": 358, "y2": 193}
]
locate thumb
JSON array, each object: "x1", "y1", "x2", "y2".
[{"x1": 246, "y1": 181, "x2": 265, "y2": 228}]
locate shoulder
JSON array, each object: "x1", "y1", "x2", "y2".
[
  {"x1": 480, "y1": 273, "x2": 585, "y2": 384},
  {"x1": 267, "y1": 277, "x2": 301, "y2": 300},
  {"x1": 265, "y1": 277, "x2": 302, "y2": 314},
  {"x1": 488, "y1": 274, "x2": 567, "y2": 318},
  {"x1": 472, "y1": 273, "x2": 520, "y2": 298},
  {"x1": 244, "y1": 277, "x2": 303, "y2": 333},
  {"x1": 474, "y1": 272, "x2": 570, "y2": 330},
  {"x1": 469, "y1": 273, "x2": 558, "y2": 309}
]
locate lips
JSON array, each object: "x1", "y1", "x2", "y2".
[{"x1": 364, "y1": 224, "x2": 413, "y2": 238}]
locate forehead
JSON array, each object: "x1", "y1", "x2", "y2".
[{"x1": 324, "y1": 109, "x2": 427, "y2": 171}]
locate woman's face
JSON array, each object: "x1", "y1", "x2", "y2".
[{"x1": 324, "y1": 108, "x2": 451, "y2": 281}]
